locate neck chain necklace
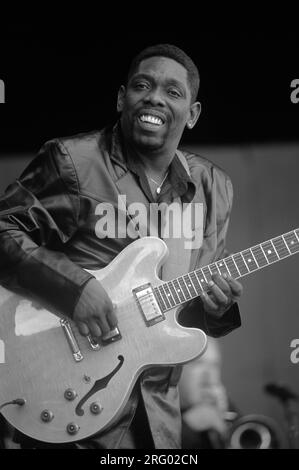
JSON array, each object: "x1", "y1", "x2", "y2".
[{"x1": 146, "y1": 170, "x2": 169, "y2": 194}]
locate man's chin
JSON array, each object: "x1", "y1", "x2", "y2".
[{"x1": 133, "y1": 135, "x2": 165, "y2": 153}]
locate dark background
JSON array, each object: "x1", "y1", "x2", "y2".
[{"x1": 0, "y1": 25, "x2": 298, "y2": 152}]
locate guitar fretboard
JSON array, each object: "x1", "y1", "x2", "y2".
[{"x1": 153, "y1": 228, "x2": 299, "y2": 312}]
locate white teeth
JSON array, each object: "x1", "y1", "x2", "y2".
[{"x1": 140, "y1": 115, "x2": 163, "y2": 125}]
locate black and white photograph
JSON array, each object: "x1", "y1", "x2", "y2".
[{"x1": 0, "y1": 24, "x2": 298, "y2": 457}]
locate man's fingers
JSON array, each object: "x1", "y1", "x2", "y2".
[
  {"x1": 201, "y1": 292, "x2": 219, "y2": 311},
  {"x1": 223, "y1": 275, "x2": 243, "y2": 298},
  {"x1": 88, "y1": 321, "x2": 103, "y2": 339},
  {"x1": 93, "y1": 314, "x2": 111, "y2": 336},
  {"x1": 211, "y1": 273, "x2": 231, "y2": 295},
  {"x1": 209, "y1": 273, "x2": 243, "y2": 301},
  {"x1": 207, "y1": 279, "x2": 229, "y2": 307},
  {"x1": 107, "y1": 304, "x2": 118, "y2": 329},
  {"x1": 200, "y1": 272, "x2": 243, "y2": 316},
  {"x1": 77, "y1": 321, "x2": 90, "y2": 336},
  {"x1": 94, "y1": 302, "x2": 118, "y2": 333}
]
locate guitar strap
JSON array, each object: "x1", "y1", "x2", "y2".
[{"x1": 115, "y1": 150, "x2": 199, "y2": 282}]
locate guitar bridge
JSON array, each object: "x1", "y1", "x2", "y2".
[{"x1": 133, "y1": 283, "x2": 165, "y2": 326}]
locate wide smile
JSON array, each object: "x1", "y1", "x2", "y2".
[
  {"x1": 139, "y1": 114, "x2": 164, "y2": 126},
  {"x1": 136, "y1": 112, "x2": 166, "y2": 131}
]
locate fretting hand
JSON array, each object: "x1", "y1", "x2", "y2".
[{"x1": 201, "y1": 273, "x2": 243, "y2": 317}]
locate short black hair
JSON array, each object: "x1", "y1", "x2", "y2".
[{"x1": 126, "y1": 44, "x2": 200, "y2": 103}]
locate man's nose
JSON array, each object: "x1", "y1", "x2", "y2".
[{"x1": 143, "y1": 88, "x2": 165, "y2": 106}]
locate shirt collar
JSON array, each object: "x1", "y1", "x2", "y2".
[{"x1": 110, "y1": 121, "x2": 196, "y2": 203}]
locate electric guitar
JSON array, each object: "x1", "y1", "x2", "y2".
[{"x1": 0, "y1": 230, "x2": 298, "y2": 443}]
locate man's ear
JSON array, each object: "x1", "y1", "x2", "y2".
[
  {"x1": 117, "y1": 85, "x2": 126, "y2": 113},
  {"x1": 186, "y1": 101, "x2": 202, "y2": 129}
]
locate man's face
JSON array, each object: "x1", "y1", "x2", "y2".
[{"x1": 117, "y1": 56, "x2": 200, "y2": 153}]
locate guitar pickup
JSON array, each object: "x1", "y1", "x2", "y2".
[
  {"x1": 101, "y1": 327, "x2": 122, "y2": 345},
  {"x1": 133, "y1": 283, "x2": 165, "y2": 326}
]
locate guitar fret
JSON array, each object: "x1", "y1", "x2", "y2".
[
  {"x1": 178, "y1": 277, "x2": 191, "y2": 300},
  {"x1": 202, "y1": 266, "x2": 212, "y2": 283},
  {"x1": 209, "y1": 263, "x2": 219, "y2": 276},
  {"x1": 189, "y1": 274, "x2": 199, "y2": 295},
  {"x1": 295, "y1": 230, "x2": 299, "y2": 243},
  {"x1": 261, "y1": 241, "x2": 279, "y2": 263},
  {"x1": 270, "y1": 240, "x2": 280, "y2": 259},
  {"x1": 195, "y1": 269, "x2": 208, "y2": 290},
  {"x1": 233, "y1": 253, "x2": 249, "y2": 275},
  {"x1": 249, "y1": 248, "x2": 259, "y2": 267},
  {"x1": 160, "y1": 285, "x2": 172, "y2": 309},
  {"x1": 162, "y1": 283, "x2": 176, "y2": 307},
  {"x1": 168, "y1": 281, "x2": 181, "y2": 304},
  {"x1": 225, "y1": 256, "x2": 240, "y2": 278},
  {"x1": 177, "y1": 278, "x2": 188, "y2": 301},
  {"x1": 216, "y1": 259, "x2": 230, "y2": 276},
  {"x1": 154, "y1": 287, "x2": 167, "y2": 311},
  {"x1": 281, "y1": 236, "x2": 291, "y2": 255},
  {"x1": 183, "y1": 274, "x2": 197, "y2": 297},
  {"x1": 173, "y1": 279, "x2": 186, "y2": 303},
  {"x1": 223, "y1": 259, "x2": 232, "y2": 277},
  {"x1": 283, "y1": 231, "x2": 299, "y2": 254},
  {"x1": 251, "y1": 245, "x2": 269, "y2": 267},
  {"x1": 272, "y1": 236, "x2": 290, "y2": 258},
  {"x1": 208, "y1": 265, "x2": 214, "y2": 276},
  {"x1": 200, "y1": 268, "x2": 208, "y2": 283},
  {"x1": 190, "y1": 272, "x2": 203, "y2": 294},
  {"x1": 215, "y1": 262, "x2": 223, "y2": 275},
  {"x1": 242, "y1": 249, "x2": 258, "y2": 272},
  {"x1": 183, "y1": 276, "x2": 193, "y2": 298},
  {"x1": 240, "y1": 252, "x2": 250, "y2": 271}
]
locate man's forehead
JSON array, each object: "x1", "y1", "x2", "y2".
[{"x1": 134, "y1": 56, "x2": 188, "y2": 84}]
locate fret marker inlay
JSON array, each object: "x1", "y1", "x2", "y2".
[{"x1": 154, "y1": 228, "x2": 299, "y2": 314}]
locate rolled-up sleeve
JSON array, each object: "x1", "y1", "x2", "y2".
[{"x1": 0, "y1": 140, "x2": 94, "y2": 317}]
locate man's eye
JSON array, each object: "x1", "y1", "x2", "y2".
[
  {"x1": 168, "y1": 89, "x2": 181, "y2": 98},
  {"x1": 134, "y1": 82, "x2": 150, "y2": 90}
]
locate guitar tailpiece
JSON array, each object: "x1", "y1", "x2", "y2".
[{"x1": 0, "y1": 398, "x2": 26, "y2": 411}]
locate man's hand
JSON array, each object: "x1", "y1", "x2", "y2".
[
  {"x1": 201, "y1": 273, "x2": 243, "y2": 318},
  {"x1": 73, "y1": 279, "x2": 117, "y2": 338}
]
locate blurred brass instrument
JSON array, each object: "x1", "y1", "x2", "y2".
[
  {"x1": 226, "y1": 383, "x2": 299, "y2": 449},
  {"x1": 226, "y1": 412, "x2": 285, "y2": 449}
]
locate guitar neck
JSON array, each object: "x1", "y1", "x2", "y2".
[{"x1": 154, "y1": 228, "x2": 299, "y2": 312}]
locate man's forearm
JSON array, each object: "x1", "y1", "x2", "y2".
[{"x1": 0, "y1": 232, "x2": 94, "y2": 318}]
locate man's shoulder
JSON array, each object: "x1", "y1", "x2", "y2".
[
  {"x1": 53, "y1": 127, "x2": 110, "y2": 163},
  {"x1": 180, "y1": 148, "x2": 230, "y2": 183}
]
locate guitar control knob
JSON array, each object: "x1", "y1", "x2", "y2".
[
  {"x1": 90, "y1": 402, "x2": 103, "y2": 415},
  {"x1": 66, "y1": 422, "x2": 80, "y2": 435},
  {"x1": 64, "y1": 389, "x2": 77, "y2": 401},
  {"x1": 40, "y1": 410, "x2": 54, "y2": 422}
]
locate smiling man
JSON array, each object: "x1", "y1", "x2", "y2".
[{"x1": 0, "y1": 44, "x2": 243, "y2": 449}]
